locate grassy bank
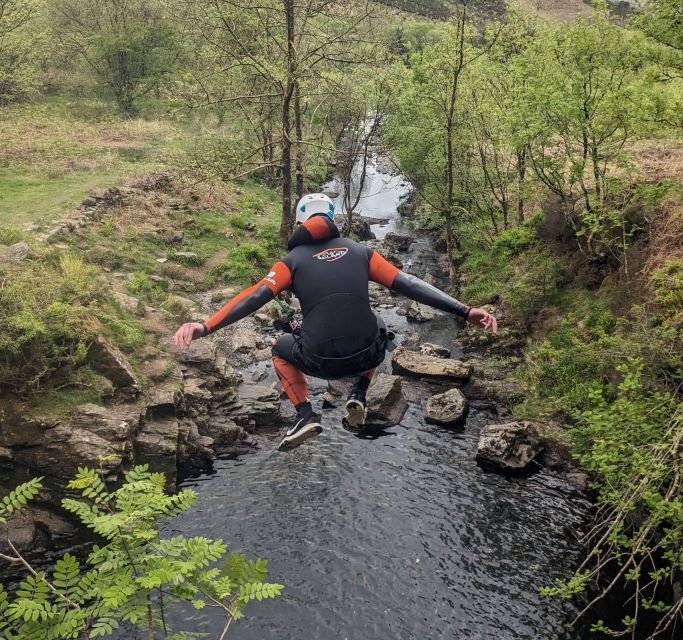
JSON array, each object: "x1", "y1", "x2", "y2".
[{"x1": 0, "y1": 97, "x2": 186, "y2": 225}]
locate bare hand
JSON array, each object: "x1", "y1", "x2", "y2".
[
  {"x1": 466, "y1": 308, "x2": 498, "y2": 334},
  {"x1": 174, "y1": 322, "x2": 205, "y2": 349}
]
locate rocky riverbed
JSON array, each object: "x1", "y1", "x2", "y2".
[{"x1": 0, "y1": 166, "x2": 585, "y2": 556}]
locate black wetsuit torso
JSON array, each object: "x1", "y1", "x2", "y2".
[
  {"x1": 202, "y1": 214, "x2": 470, "y2": 378},
  {"x1": 283, "y1": 235, "x2": 378, "y2": 358}
]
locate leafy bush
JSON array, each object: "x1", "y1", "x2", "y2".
[
  {"x1": 125, "y1": 271, "x2": 168, "y2": 304},
  {"x1": 170, "y1": 251, "x2": 206, "y2": 267},
  {"x1": 492, "y1": 225, "x2": 537, "y2": 255},
  {"x1": 0, "y1": 465, "x2": 283, "y2": 639},
  {"x1": 541, "y1": 362, "x2": 682, "y2": 638}
]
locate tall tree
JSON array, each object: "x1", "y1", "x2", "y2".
[
  {"x1": 182, "y1": 0, "x2": 377, "y2": 241},
  {"x1": 50, "y1": 0, "x2": 180, "y2": 116},
  {"x1": 386, "y1": 0, "x2": 500, "y2": 284},
  {"x1": 0, "y1": 0, "x2": 44, "y2": 104}
]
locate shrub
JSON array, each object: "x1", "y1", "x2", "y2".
[
  {"x1": 492, "y1": 225, "x2": 537, "y2": 255},
  {"x1": 461, "y1": 230, "x2": 562, "y2": 319},
  {"x1": 541, "y1": 362, "x2": 682, "y2": 638},
  {"x1": 0, "y1": 226, "x2": 26, "y2": 246},
  {"x1": 125, "y1": 271, "x2": 168, "y2": 304},
  {"x1": 0, "y1": 465, "x2": 283, "y2": 639}
]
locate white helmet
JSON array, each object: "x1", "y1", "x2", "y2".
[{"x1": 295, "y1": 193, "x2": 335, "y2": 223}]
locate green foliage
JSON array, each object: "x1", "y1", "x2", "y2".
[
  {"x1": 461, "y1": 227, "x2": 563, "y2": 319},
  {"x1": 49, "y1": 0, "x2": 181, "y2": 116},
  {"x1": 540, "y1": 363, "x2": 682, "y2": 638},
  {"x1": 0, "y1": 476, "x2": 44, "y2": 524},
  {"x1": 650, "y1": 259, "x2": 683, "y2": 308},
  {"x1": 126, "y1": 271, "x2": 169, "y2": 304},
  {"x1": 0, "y1": 225, "x2": 26, "y2": 246},
  {"x1": 209, "y1": 243, "x2": 272, "y2": 284},
  {"x1": 0, "y1": 465, "x2": 283, "y2": 639},
  {"x1": 0, "y1": 250, "x2": 145, "y2": 394},
  {"x1": 0, "y1": 0, "x2": 45, "y2": 104}
]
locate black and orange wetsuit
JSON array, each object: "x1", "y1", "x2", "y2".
[{"x1": 202, "y1": 214, "x2": 471, "y2": 406}]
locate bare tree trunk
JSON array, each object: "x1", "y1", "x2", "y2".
[
  {"x1": 516, "y1": 147, "x2": 526, "y2": 225},
  {"x1": 294, "y1": 81, "x2": 305, "y2": 207},
  {"x1": 279, "y1": 0, "x2": 296, "y2": 242}
]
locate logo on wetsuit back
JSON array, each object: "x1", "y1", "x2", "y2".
[{"x1": 313, "y1": 247, "x2": 348, "y2": 262}]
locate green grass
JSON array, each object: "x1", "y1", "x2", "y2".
[{"x1": 0, "y1": 96, "x2": 187, "y2": 225}]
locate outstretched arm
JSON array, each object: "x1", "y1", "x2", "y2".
[
  {"x1": 174, "y1": 261, "x2": 292, "y2": 348},
  {"x1": 368, "y1": 250, "x2": 497, "y2": 334}
]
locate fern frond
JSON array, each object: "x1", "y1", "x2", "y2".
[{"x1": 0, "y1": 477, "x2": 44, "y2": 521}]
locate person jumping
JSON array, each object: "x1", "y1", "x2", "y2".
[{"x1": 174, "y1": 193, "x2": 498, "y2": 451}]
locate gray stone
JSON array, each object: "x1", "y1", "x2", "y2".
[
  {"x1": 383, "y1": 232, "x2": 414, "y2": 253},
  {"x1": 134, "y1": 416, "x2": 179, "y2": 485},
  {"x1": 404, "y1": 301, "x2": 439, "y2": 322},
  {"x1": 391, "y1": 348, "x2": 472, "y2": 382},
  {"x1": 11, "y1": 424, "x2": 126, "y2": 480},
  {"x1": 70, "y1": 404, "x2": 141, "y2": 441},
  {"x1": 366, "y1": 374, "x2": 407, "y2": 426},
  {"x1": 227, "y1": 384, "x2": 281, "y2": 428},
  {"x1": 164, "y1": 230, "x2": 185, "y2": 244},
  {"x1": 82, "y1": 197, "x2": 97, "y2": 207},
  {"x1": 173, "y1": 251, "x2": 197, "y2": 259},
  {"x1": 425, "y1": 388, "x2": 468, "y2": 426},
  {"x1": 419, "y1": 343, "x2": 451, "y2": 359},
  {"x1": 198, "y1": 418, "x2": 246, "y2": 447},
  {"x1": 113, "y1": 290, "x2": 142, "y2": 313},
  {"x1": 231, "y1": 325, "x2": 263, "y2": 354},
  {"x1": 173, "y1": 339, "x2": 240, "y2": 386},
  {"x1": 0, "y1": 511, "x2": 36, "y2": 553},
  {"x1": 0, "y1": 242, "x2": 30, "y2": 262},
  {"x1": 476, "y1": 421, "x2": 544, "y2": 471},
  {"x1": 87, "y1": 338, "x2": 140, "y2": 393}
]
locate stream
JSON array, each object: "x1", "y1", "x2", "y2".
[{"x1": 160, "y1": 153, "x2": 593, "y2": 639}]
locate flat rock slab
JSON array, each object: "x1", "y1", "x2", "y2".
[
  {"x1": 391, "y1": 347, "x2": 472, "y2": 383},
  {"x1": 366, "y1": 374, "x2": 407, "y2": 426},
  {"x1": 475, "y1": 421, "x2": 544, "y2": 472},
  {"x1": 425, "y1": 388, "x2": 468, "y2": 426}
]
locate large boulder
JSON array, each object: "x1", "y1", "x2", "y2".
[
  {"x1": 425, "y1": 388, "x2": 468, "y2": 426},
  {"x1": 173, "y1": 339, "x2": 240, "y2": 386},
  {"x1": 391, "y1": 348, "x2": 472, "y2": 383},
  {"x1": 365, "y1": 374, "x2": 408, "y2": 426},
  {"x1": 134, "y1": 415, "x2": 180, "y2": 485},
  {"x1": 402, "y1": 301, "x2": 439, "y2": 322},
  {"x1": 475, "y1": 421, "x2": 544, "y2": 472},
  {"x1": 70, "y1": 403, "x2": 141, "y2": 442}
]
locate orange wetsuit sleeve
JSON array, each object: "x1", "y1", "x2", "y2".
[
  {"x1": 368, "y1": 250, "x2": 401, "y2": 287},
  {"x1": 203, "y1": 261, "x2": 292, "y2": 335}
]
